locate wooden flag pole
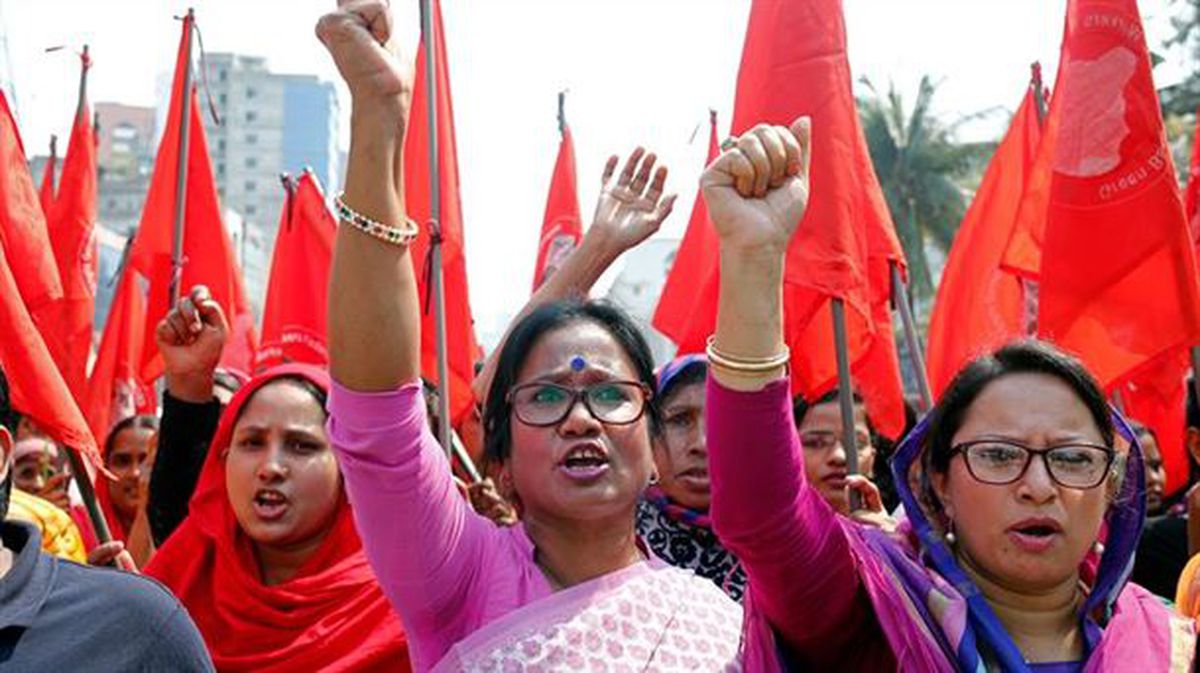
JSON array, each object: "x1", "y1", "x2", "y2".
[
  {"x1": 420, "y1": 0, "x2": 453, "y2": 458},
  {"x1": 831, "y1": 298, "x2": 862, "y2": 511},
  {"x1": 168, "y1": 9, "x2": 195, "y2": 307},
  {"x1": 891, "y1": 262, "x2": 932, "y2": 410}
]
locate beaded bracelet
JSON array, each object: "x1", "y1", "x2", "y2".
[
  {"x1": 705, "y1": 335, "x2": 791, "y2": 374},
  {"x1": 333, "y1": 192, "x2": 420, "y2": 246}
]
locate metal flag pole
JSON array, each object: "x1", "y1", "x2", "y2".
[
  {"x1": 1021, "y1": 62, "x2": 1047, "y2": 337},
  {"x1": 420, "y1": 0, "x2": 453, "y2": 457},
  {"x1": 891, "y1": 262, "x2": 932, "y2": 410},
  {"x1": 65, "y1": 43, "x2": 117, "y2": 549},
  {"x1": 831, "y1": 298, "x2": 861, "y2": 511},
  {"x1": 168, "y1": 9, "x2": 195, "y2": 307},
  {"x1": 558, "y1": 90, "x2": 566, "y2": 135}
]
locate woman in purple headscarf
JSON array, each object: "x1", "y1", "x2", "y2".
[
  {"x1": 699, "y1": 118, "x2": 1197, "y2": 672},
  {"x1": 636, "y1": 355, "x2": 746, "y2": 601}
]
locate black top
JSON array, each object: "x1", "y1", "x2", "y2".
[
  {"x1": 635, "y1": 499, "x2": 747, "y2": 602},
  {"x1": 0, "y1": 521, "x2": 213, "y2": 671},
  {"x1": 148, "y1": 392, "x2": 222, "y2": 547},
  {"x1": 1132, "y1": 513, "x2": 1189, "y2": 599}
]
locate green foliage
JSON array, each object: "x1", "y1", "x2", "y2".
[{"x1": 858, "y1": 76, "x2": 986, "y2": 299}]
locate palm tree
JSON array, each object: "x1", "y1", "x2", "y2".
[{"x1": 858, "y1": 76, "x2": 986, "y2": 300}]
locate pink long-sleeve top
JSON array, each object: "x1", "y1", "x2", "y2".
[
  {"x1": 707, "y1": 377, "x2": 897, "y2": 671},
  {"x1": 327, "y1": 381, "x2": 554, "y2": 672}
]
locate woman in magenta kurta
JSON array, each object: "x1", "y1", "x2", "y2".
[{"x1": 697, "y1": 118, "x2": 1196, "y2": 672}]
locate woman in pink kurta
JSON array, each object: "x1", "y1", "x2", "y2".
[{"x1": 317, "y1": 3, "x2": 742, "y2": 670}]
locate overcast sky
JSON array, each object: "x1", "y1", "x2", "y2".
[{"x1": 0, "y1": 0, "x2": 1187, "y2": 344}]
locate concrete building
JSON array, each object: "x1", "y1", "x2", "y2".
[
  {"x1": 96, "y1": 102, "x2": 156, "y2": 183},
  {"x1": 603, "y1": 238, "x2": 680, "y2": 367},
  {"x1": 194, "y1": 53, "x2": 339, "y2": 317}
]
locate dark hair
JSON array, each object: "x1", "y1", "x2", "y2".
[
  {"x1": 925, "y1": 340, "x2": 1114, "y2": 475},
  {"x1": 483, "y1": 300, "x2": 659, "y2": 464},
  {"x1": 1188, "y1": 378, "x2": 1199, "y2": 431},
  {"x1": 792, "y1": 388, "x2": 865, "y2": 429},
  {"x1": 104, "y1": 415, "x2": 159, "y2": 462},
  {"x1": 235, "y1": 375, "x2": 329, "y2": 425},
  {"x1": 658, "y1": 361, "x2": 707, "y2": 409}
]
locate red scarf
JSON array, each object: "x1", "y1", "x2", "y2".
[{"x1": 145, "y1": 364, "x2": 410, "y2": 672}]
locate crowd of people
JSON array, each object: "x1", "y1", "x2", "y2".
[{"x1": 1, "y1": 0, "x2": 1200, "y2": 670}]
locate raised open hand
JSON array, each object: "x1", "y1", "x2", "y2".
[
  {"x1": 156, "y1": 285, "x2": 227, "y2": 403},
  {"x1": 588, "y1": 148, "x2": 678, "y2": 255},
  {"x1": 701, "y1": 118, "x2": 811, "y2": 254},
  {"x1": 316, "y1": 0, "x2": 412, "y2": 120}
]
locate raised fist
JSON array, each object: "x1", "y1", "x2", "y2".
[
  {"x1": 156, "y1": 285, "x2": 227, "y2": 403},
  {"x1": 316, "y1": 0, "x2": 412, "y2": 123},
  {"x1": 701, "y1": 117, "x2": 811, "y2": 255}
]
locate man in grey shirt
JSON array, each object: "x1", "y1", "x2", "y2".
[{"x1": 0, "y1": 367, "x2": 213, "y2": 671}]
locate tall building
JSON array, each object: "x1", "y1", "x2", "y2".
[
  {"x1": 196, "y1": 53, "x2": 339, "y2": 316},
  {"x1": 91, "y1": 102, "x2": 157, "y2": 235},
  {"x1": 281, "y1": 75, "x2": 339, "y2": 195}
]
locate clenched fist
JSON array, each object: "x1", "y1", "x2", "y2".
[
  {"x1": 701, "y1": 118, "x2": 811, "y2": 255},
  {"x1": 316, "y1": 0, "x2": 412, "y2": 126}
]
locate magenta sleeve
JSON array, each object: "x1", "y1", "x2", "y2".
[
  {"x1": 706, "y1": 376, "x2": 870, "y2": 661},
  {"x1": 326, "y1": 380, "x2": 495, "y2": 667}
]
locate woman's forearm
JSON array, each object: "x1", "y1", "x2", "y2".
[{"x1": 328, "y1": 106, "x2": 422, "y2": 391}]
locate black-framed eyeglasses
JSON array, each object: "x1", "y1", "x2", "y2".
[
  {"x1": 950, "y1": 439, "x2": 1116, "y2": 489},
  {"x1": 507, "y1": 380, "x2": 651, "y2": 427}
]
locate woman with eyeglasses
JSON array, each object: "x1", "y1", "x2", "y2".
[
  {"x1": 701, "y1": 119, "x2": 1194, "y2": 671},
  {"x1": 319, "y1": 2, "x2": 742, "y2": 670}
]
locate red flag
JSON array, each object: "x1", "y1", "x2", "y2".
[
  {"x1": 46, "y1": 53, "x2": 99, "y2": 398},
  {"x1": 1185, "y1": 106, "x2": 1200, "y2": 252},
  {"x1": 84, "y1": 262, "x2": 154, "y2": 444},
  {"x1": 1024, "y1": 0, "x2": 1200, "y2": 390},
  {"x1": 0, "y1": 242, "x2": 101, "y2": 470},
  {"x1": 531, "y1": 124, "x2": 582, "y2": 292},
  {"x1": 404, "y1": 0, "x2": 482, "y2": 424},
  {"x1": 853, "y1": 118, "x2": 908, "y2": 440},
  {"x1": 927, "y1": 87, "x2": 1042, "y2": 398},
  {"x1": 38, "y1": 135, "x2": 56, "y2": 217},
  {"x1": 730, "y1": 0, "x2": 886, "y2": 408},
  {"x1": 129, "y1": 14, "x2": 257, "y2": 381},
  {"x1": 258, "y1": 172, "x2": 335, "y2": 370},
  {"x1": 652, "y1": 111, "x2": 721, "y2": 353},
  {"x1": 0, "y1": 91, "x2": 62, "y2": 315},
  {"x1": 1117, "y1": 350, "x2": 1191, "y2": 494}
]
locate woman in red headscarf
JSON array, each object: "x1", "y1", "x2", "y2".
[{"x1": 145, "y1": 287, "x2": 410, "y2": 672}]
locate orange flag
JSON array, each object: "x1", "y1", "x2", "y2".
[
  {"x1": 47, "y1": 51, "x2": 99, "y2": 398},
  {"x1": 129, "y1": 14, "x2": 257, "y2": 381},
  {"x1": 652, "y1": 111, "x2": 721, "y2": 354},
  {"x1": 927, "y1": 86, "x2": 1041, "y2": 398},
  {"x1": 0, "y1": 91, "x2": 62, "y2": 316},
  {"x1": 404, "y1": 0, "x2": 482, "y2": 424},
  {"x1": 0, "y1": 242, "x2": 100, "y2": 470},
  {"x1": 258, "y1": 172, "x2": 335, "y2": 370},
  {"x1": 1023, "y1": 0, "x2": 1200, "y2": 390},
  {"x1": 84, "y1": 261, "x2": 154, "y2": 444},
  {"x1": 38, "y1": 135, "x2": 56, "y2": 217},
  {"x1": 532, "y1": 124, "x2": 582, "y2": 292}
]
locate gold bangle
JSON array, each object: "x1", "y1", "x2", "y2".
[
  {"x1": 705, "y1": 336, "x2": 790, "y2": 373},
  {"x1": 334, "y1": 192, "x2": 419, "y2": 246}
]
